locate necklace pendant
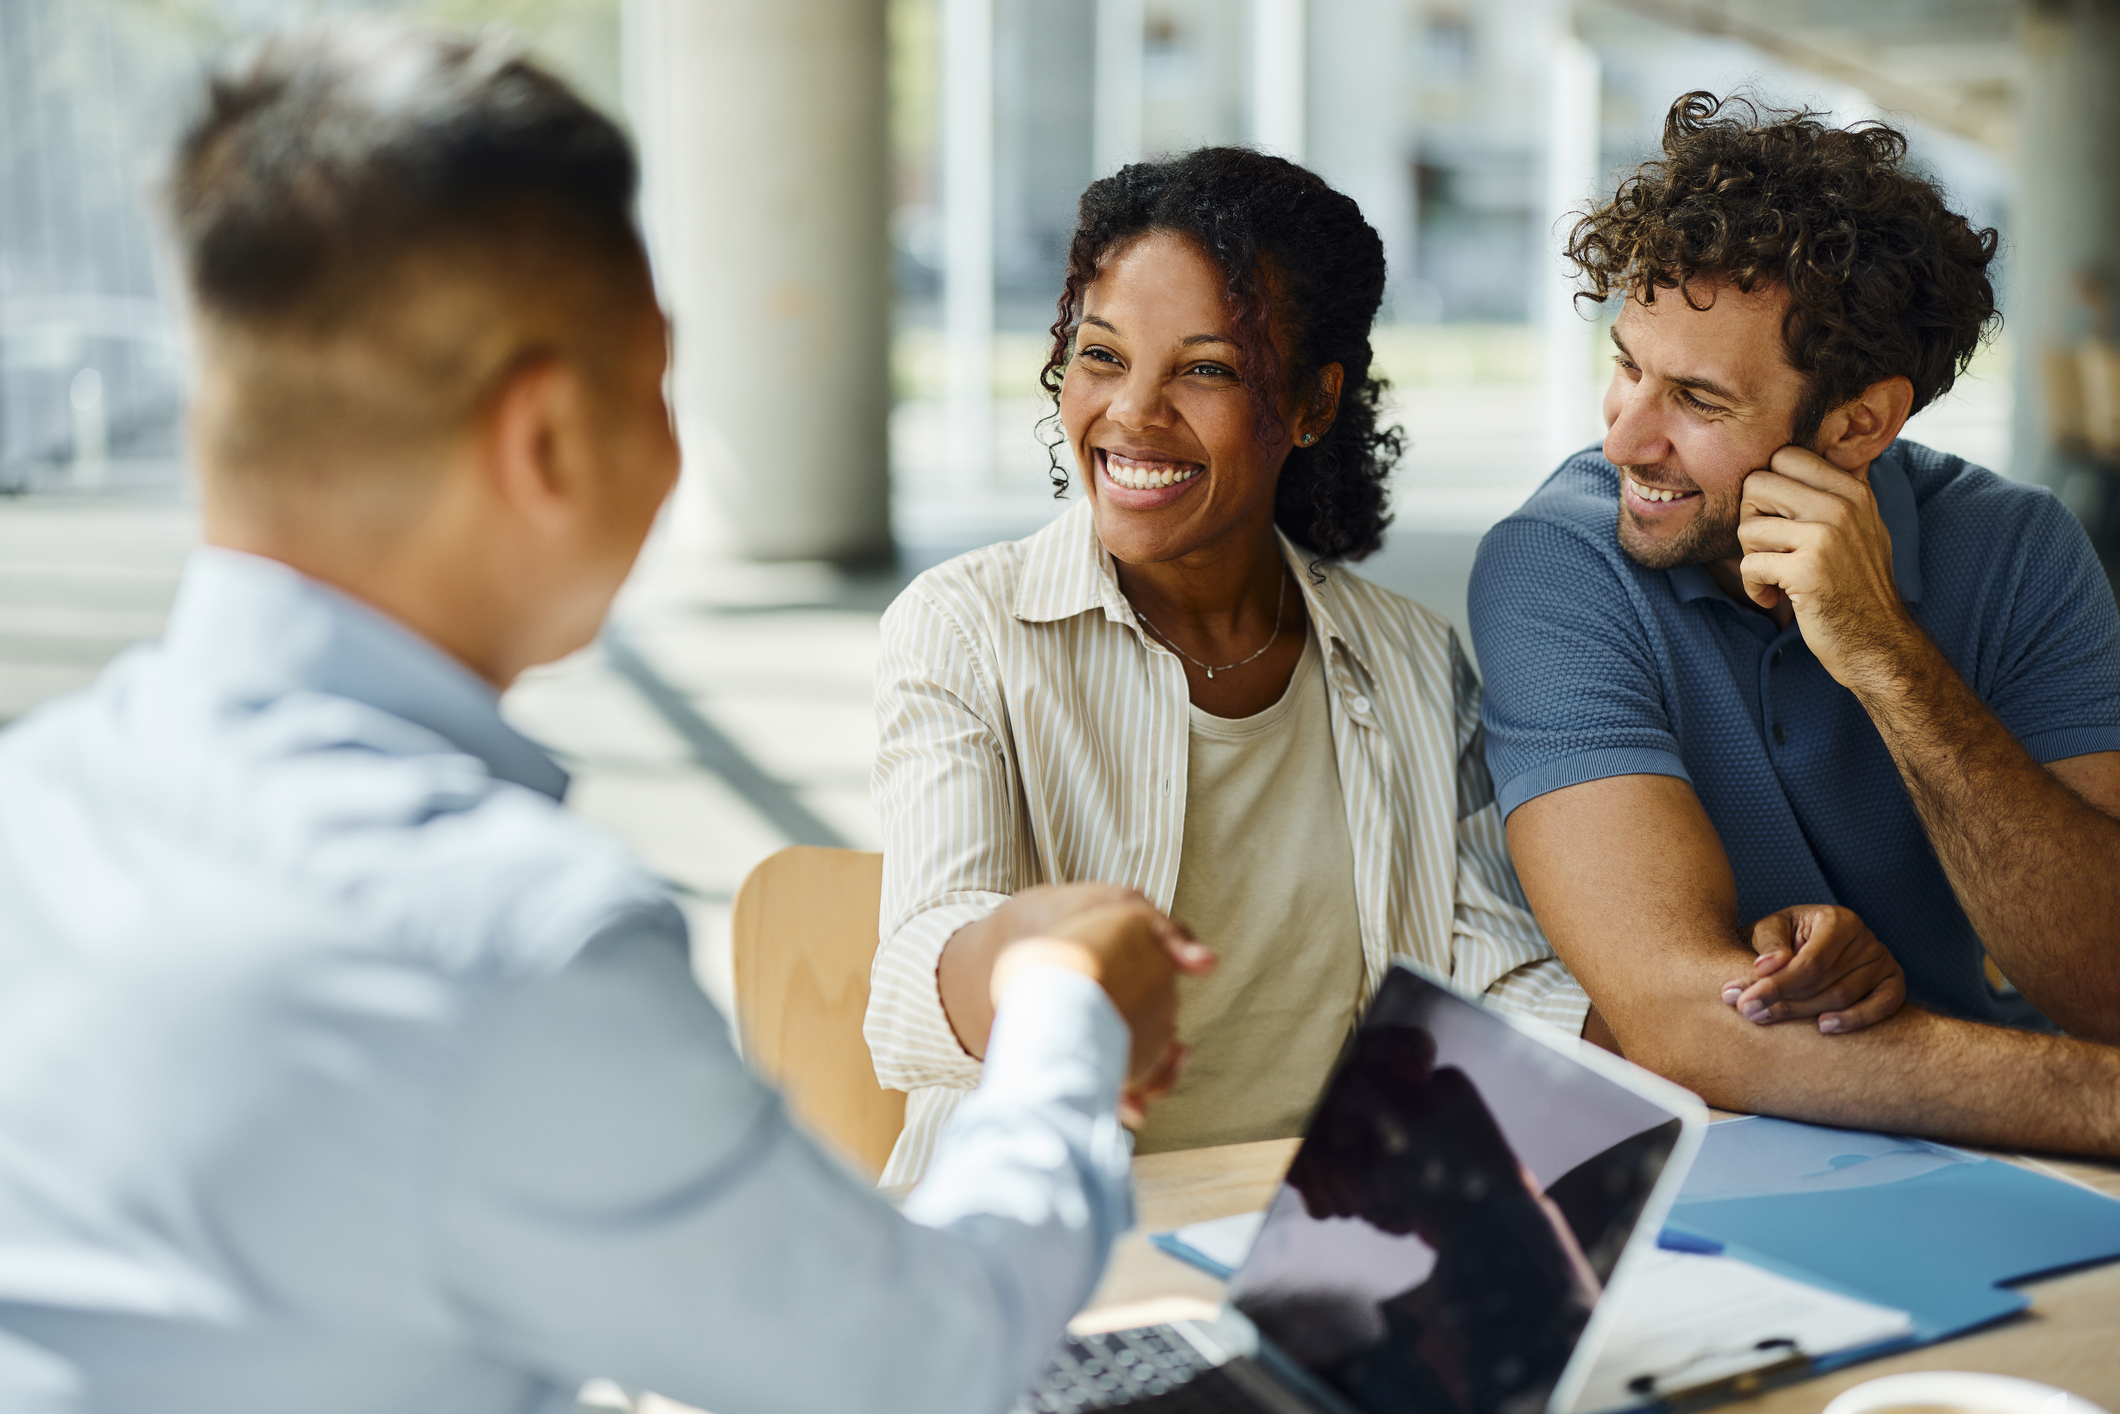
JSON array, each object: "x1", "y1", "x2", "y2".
[{"x1": 1205, "y1": 666, "x2": 1215, "y2": 679}]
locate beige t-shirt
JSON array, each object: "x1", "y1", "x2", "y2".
[{"x1": 1135, "y1": 631, "x2": 1366, "y2": 1154}]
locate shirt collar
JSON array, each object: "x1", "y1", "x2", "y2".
[
  {"x1": 1009, "y1": 497, "x2": 1375, "y2": 677},
  {"x1": 1667, "y1": 442, "x2": 1924, "y2": 607},
  {"x1": 161, "y1": 547, "x2": 571, "y2": 800}
]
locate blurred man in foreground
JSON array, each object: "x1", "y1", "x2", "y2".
[{"x1": 0, "y1": 24, "x2": 1207, "y2": 1414}]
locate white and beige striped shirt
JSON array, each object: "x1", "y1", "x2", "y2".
[{"x1": 865, "y1": 500, "x2": 1590, "y2": 1184}]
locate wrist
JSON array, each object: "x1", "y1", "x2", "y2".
[
  {"x1": 989, "y1": 935, "x2": 1102, "y2": 1010},
  {"x1": 1836, "y1": 609, "x2": 1941, "y2": 710}
]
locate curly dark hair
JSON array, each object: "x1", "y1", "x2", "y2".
[
  {"x1": 1566, "y1": 91, "x2": 2000, "y2": 444},
  {"x1": 1039, "y1": 147, "x2": 1401, "y2": 561}
]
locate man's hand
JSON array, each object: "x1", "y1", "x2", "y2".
[
  {"x1": 1737, "y1": 446, "x2": 1921, "y2": 687},
  {"x1": 939, "y1": 882, "x2": 1170, "y2": 1060},
  {"x1": 1721, "y1": 904, "x2": 1906, "y2": 1034},
  {"x1": 990, "y1": 901, "x2": 1216, "y2": 1127}
]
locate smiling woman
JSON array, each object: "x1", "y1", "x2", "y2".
[{"x1": 863, "y1": 148, "x2": 1588, "y2": 1185}]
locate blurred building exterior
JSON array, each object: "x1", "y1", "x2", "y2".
[{"x1": 1, "y1": 0, "x2": 2114, "y2": 579}]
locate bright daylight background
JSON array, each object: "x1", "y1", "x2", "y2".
[{"x1": 0, "y1": 0, "x2": 2105, "y2": 1025}]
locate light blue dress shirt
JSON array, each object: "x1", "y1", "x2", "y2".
[{"x1": 0, "y1": 548, "x2": 1134, "y2": 1414}]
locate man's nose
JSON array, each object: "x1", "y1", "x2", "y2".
[{"x1": 1602, "y1": 376, "x2": 1670, "y2": 468}]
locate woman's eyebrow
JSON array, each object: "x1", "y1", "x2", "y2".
[{"x1": 1180, "y1": 333, "x2": 1238, "y2": 348}]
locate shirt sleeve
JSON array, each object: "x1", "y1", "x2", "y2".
[
  {"x1": 1469, "y1": 517, "x2": 1691, "y2": 819},
  {"x1": 866, "y1": 588, "x2": 1035, "y2": 1095},
  {"x1": 439, "y1": 906, "x2": 1130, "y2": 1414},
  {"x1": 1440, "y1": 628, "x2": 1592, "y2": 1036},
  {"x1": 1981, "y1": 492, "x2": 2120, "y2": 764}
]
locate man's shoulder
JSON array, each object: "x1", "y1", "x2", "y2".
[
  {"x1": 0, "y1": 651, "x2": 671, "y2": 983},
  {"x1": 1896, "y1": 439, "x2": 2076, "y2": 541},
  {"x1": 1473, "y1": 450, "x2": 1644, "y2": 606}
]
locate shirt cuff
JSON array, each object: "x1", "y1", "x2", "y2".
[
  {"x1": 866, "y1": 895, "x2": 1010, "y2": 1090},
  {"x1": 982, "y1": 965, "x2": 1129, "y2": 1114},
  {"x1": 1497, "y1": 747, "x2": 1691, "y2": 819},
  {"x1": 2019, "y1": 724, "x2": 2120, "y2": 764}
]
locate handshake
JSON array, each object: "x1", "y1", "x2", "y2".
[{"x1": 958, "y1": 884, "x2": 1218, "y2": 1127}]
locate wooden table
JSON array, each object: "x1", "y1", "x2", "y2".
[{"x1": 1074, "y1": 1134, "x2": 2120, "y2": 1413}]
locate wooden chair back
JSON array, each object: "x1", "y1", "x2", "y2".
[{"x1": 730, "y1": 846, "x2": 906, "y2": 1180}]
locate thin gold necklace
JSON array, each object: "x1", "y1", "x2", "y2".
[{"x1": 1132, "y1": 570, "x2": 1289, "y2": 679}]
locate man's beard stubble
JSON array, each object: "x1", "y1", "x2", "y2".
[{"x1": 1612, "y1": 464, "x2": 1744, "y2": 571}]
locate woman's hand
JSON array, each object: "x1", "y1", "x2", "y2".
[
  {"x1": 939, "y1": 882, "x2": 1207, "y2": 1061},
  {"x1": 1722, "y1": 904, "x2": 1907, "y2": 1034},
  {"x1": 990, "y1": 900, "x2": 1216, "y2": 1125}
]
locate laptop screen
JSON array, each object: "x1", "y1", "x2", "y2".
[{"x1": 1225, "y1": 965, "x2": 1685, "y2": 1414}]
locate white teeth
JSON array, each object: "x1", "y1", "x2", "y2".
[
  {"x1": 1629, "y1": 477, "x2": 1687, "y2": 503},
  {"x1": 1104, "y1": 453, "x2": 1200, "y2": 491}
]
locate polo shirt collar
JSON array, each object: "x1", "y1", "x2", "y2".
[
  {"x1": 1010, "y1": 497, "x2": 1375, "y2": 678},
  {"x1": 1666, "y1": 442, "x2": 1923, "y2": 607},
  {"x1": 162, "y1": 547, "x2": 571, "y2": 801}
]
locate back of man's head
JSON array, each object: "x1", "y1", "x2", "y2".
[
  {"x1": 1566, "y1": 92, "x2": 2000, "y2": 444},
  {"x1": 169, "y1": 21, "x2": 648, "y2": 512}
]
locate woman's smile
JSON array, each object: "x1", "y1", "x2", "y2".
[{"x1": 1095, "y1": 447, "x2": 1206, "y2": 510}]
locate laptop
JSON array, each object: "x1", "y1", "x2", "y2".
[{"x1": 1016, "y1": 961, "x2": 1707, "y2": 1414}]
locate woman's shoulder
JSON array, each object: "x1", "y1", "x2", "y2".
[
  {"x1": 1314, "y1": 560, "x2": 1460, "y2": 662},
  {"x1": 885, "y1": 503, "x2": 1099, "y2": 643}
]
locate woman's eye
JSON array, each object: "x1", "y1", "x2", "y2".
[
  {"x1": 1077, "y1": 346, "x2": 1120, "y2": 366},
  {"x1": 1186, "y1": 362, "x2": 1235, "y2": 378}
]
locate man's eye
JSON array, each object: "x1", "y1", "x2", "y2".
[
  {"x1": 1678, "y1": 388, "x2": 1724, "y2": 415},
  {"x1": 1612, "y1": 355, "x2": 1640, "y2": 376}
]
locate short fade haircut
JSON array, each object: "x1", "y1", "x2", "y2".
[
  {"x1": 168, "y1": 21, "x2": 648, "y2": 479},
  {"x1": 1566, "y1": 92, "x2": 2001, "y2": 445}
]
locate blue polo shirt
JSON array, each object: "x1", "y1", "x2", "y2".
[{"x1": 1469, "y1": 440, "x2": 2120, "y2": 1029}]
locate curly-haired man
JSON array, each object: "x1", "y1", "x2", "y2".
[{"x1": 1470, "y1": 93, "x2": 2120, "y2": 1154}]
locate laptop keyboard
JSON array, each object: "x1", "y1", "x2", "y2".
[{"x1": 1017, "y1": 1324, "x2": 1234, "y2": 1410}]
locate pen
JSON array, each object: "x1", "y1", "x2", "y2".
[{"x1": 1656, "y1": 1226, "x2": 1725, "y2": 1256}]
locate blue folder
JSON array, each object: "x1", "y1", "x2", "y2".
[
  {"x1": 1152, "y1": 1115, "x2": 2120, "y2": 1359},
  {"x1": 1662, "y1": 1116, "x2": 2120, "y2": 1350}
]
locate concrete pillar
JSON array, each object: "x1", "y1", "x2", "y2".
[
  {"x1": 1305, "y1": 0, "x2": 1412, "y2": 317},
  {"x1": 1094, "y1": 0, "x2": 1145, "y2": 176},
  {"x1": 1250, "y1": 0, "x2": 1306, "y2": 161},
  {"x1": 1539, "y1": 24, "x2": 1601, "y2": 471},
  {"x1": 942, "y1": 0, "x2": 996, "y2": 488},
  {"x1": 2012, "y1": 0, "x2": 2120, "y2": 506},
  {"x1": 625, "y1": 0, "x2": 892, "y2": 562}
]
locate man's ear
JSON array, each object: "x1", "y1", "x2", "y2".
[
  {"x1": 1815, "y1": 374, "x2": 1914, "y2": 474},
  {"x1": 475, "y1": 352, "x2": 585, "y2": 527}
]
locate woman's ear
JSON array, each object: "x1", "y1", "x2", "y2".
[
  {"x1": 1301, "y1": 362, "x2": 1345, "y2": 442},
  {"x1": 1816, "y1": 373, "x2": 1914, "y2": 473}
]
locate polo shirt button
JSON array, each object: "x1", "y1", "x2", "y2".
[
  {"x1": 1349, "y1": 694, "x2": 1372, "y2": 714},
  {"x1": 1773, "y1": 723, "x2": 1788, "y2": 745},
  {"x1": 1771, "y1": 650, "x2": 1784, "y2": 667}
]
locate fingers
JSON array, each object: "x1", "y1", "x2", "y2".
[
  {"x1": 1818, "y1": 972, "x2": 1906, "y2": 1034},
  {"x1": 1155, "y1": 913, "x2": 1218, "y2": 976},
  {"x1": 1736, "y1": 955, "x2": 1894, "y2": 1022}
]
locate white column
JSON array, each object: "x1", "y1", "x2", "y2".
[
  {"x1": 1094, "y1": 0, "x2": 1145, "y2": 175},
  {"x1": 1540, "y1": 26, "x2": 1601, "y2": 472},
  {"x1": 1250, "y1": 0, "x2": 1306, "y2": 162},
  {"x1": 942, "y1": 0, "x2": 995, "y2": 489},
  {"x1": 2012, "y1": 3, "x2": 2120, "y2": 499},
  {"x1": 627, "y1": 0, "x2": 892, "y2": 562},
  {"x1": 1306, "y1": 0, "x2": 1412, "y2": 318}
]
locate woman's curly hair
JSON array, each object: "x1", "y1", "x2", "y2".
[
  {"x1": 1567, "y1": 92, "x2": 2001, "y2": 443},
  {"x1": 1039, "y1": 147, "x2": 1401, "y2": 561}
]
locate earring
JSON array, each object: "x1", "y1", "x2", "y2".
[{"x1": 1299, "y1": 432, "x2": 1317, "y2": 445}]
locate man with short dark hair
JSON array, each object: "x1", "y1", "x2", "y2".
[
  {"x1": 1472, "y1": 93, "x2": 2120, "y2": 1154},
  {"x1": 0, "y1": 23, "x2": 1206, "y2": 1413}
]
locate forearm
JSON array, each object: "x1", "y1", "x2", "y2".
[
  {"x1": 1611, "y1": 939, "x2": 2120, "y2": 1156},
  {"x1": 1852, "y1": 631, "x2": 2120, "y2": 1038}
]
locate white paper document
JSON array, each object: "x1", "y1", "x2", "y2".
[
  {"x1": 1572, "y1": 1247, "x2": 1914, "y2": 1412},
  {"x1": 1158, "y1": 1214, "x2": 1913, "y2": 1412}
]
